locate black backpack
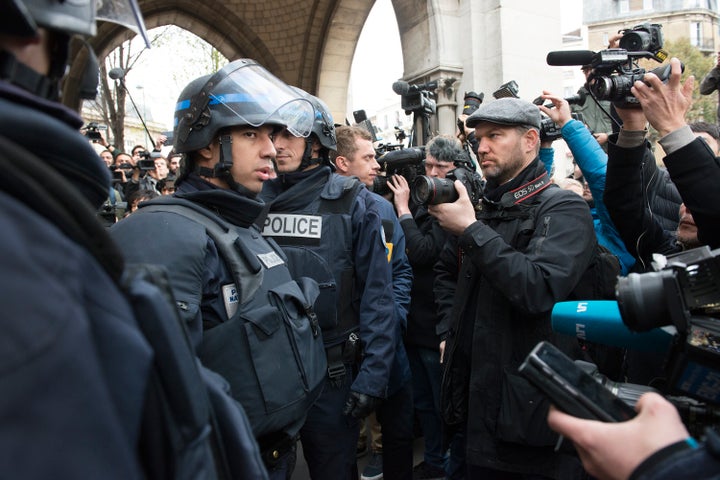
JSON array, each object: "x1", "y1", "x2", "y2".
[{"x1": 0, "y1": 134, "x2": 268, "y2": 480}]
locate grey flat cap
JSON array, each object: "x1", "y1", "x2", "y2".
[{"x1": 465, "y1": 97, "x2": 541, "y2": 129}]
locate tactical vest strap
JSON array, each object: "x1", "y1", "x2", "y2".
[{"x1": 141, "y1": 199, "x2": 264, "y2": 304}]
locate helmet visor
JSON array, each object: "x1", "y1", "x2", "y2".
[
  {"x1": 96, "y1": 0, "x2": 150, "y2": 47},
  {"x1": 209, "y1": 61, "x2": 315, "y2": 138}
]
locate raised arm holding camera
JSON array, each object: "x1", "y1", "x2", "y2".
[
  {"x1": 604, "y1": 57, "x2": 720, "y2": 272},
  {"x1": 538, "y1": 91, "x2": 635, "y2": 275}
]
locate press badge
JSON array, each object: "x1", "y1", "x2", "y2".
[{"x1": 222, "y1": 283, "x2": 239, "y2": 319}]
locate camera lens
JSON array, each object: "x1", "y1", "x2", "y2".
[
  {"x1": 372, "y1": 175, "x2": 390, "y2": 196},
  {"x1": 411, "y1": 176, "x2": 458, "y2": 206},
  {"x1": 591, "y1": 75, "x2": 633, "y2": 102},
  {"x1": 616, "y1": 270, "x2": 676, "y2": 331},
  {"x1": 619, "y1": 31, "x2": 651, "y2": 52}
]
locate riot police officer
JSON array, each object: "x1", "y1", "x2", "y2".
[
  {"x1": 260, "y1": 92, "x2": 397, "y2": 480},
  {"x1": 111, "y1": 61, "x2": 326, "y2": 479}
]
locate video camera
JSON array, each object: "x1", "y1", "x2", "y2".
[
  {"x1": 547, "y1": 23, "x2": 681, "y2": 108},
  {"x1": 392, "y1": 80, "x2": 437, "y2": 116},
  {"x1": 411, "y1": 155, "x2": 484, "y2": 208},
  {"x1": 137, "y1": 150, "x2": 162, "y2": 171},
  {"x1": 550, "y1": 246, "x2": 720, "y2": 432},
  {"x1": 372, "y1": 147, "x2": 426, "y2": 196},
  {"x1": 84, "y1": 122, "x2": 107, "y2": 143}
]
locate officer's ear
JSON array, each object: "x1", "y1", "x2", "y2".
[
  {"x1": 195, "y1": 143, "x2": 216, "y2": 167},
  {"x1": 334, "y1": 154, "x2": 351, "y2": 174}
]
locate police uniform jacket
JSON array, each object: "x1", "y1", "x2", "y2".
[
  {"x1": 436, "y1": 158, "x2": 596, "y2": 477},
  {"x1": 0, "y1": 81, "x2": 153, "y2": 479},
  {"x1": 260, "y1": 166, "x2": 396, "y2": 398},
  {"x1": 111, "y1": 174, "x2": 323, "y2": 441}
]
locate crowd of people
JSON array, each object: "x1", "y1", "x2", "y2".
[{"x1": 2, "y1": 0, "x2": 720, "y2": 479}]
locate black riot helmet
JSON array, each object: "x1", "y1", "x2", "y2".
[
  {"x1": 173, "y1": 59, "x2": 315, "y2": 185},
  {"x1": 283, "y1": 87, "x2": 336, "y2": 172},
  {"x1": 1, "y1": 0, "x2": 149, "y2": 100}
]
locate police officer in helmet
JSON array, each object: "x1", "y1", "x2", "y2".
[
  {"x1": 260, "y1": 90, "x2": 397, "y2": 480},
  {"x1": 111, "y1": 60, "x2": 326, "y2": 479}
]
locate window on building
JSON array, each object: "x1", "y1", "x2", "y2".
[
  {"x1": 619, "y1": 0, "x2": 629, "y2": 13},
  {"x1": 642, "y1": 0, "x2": 653, "y2": 10},
  {"x1": 690, "y1": 22, "x2": 702, "y2": 46}
]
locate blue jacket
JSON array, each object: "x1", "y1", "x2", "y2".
[
  {"x1": 370, "y1": 192, "x2": 413, "y2": 395},
  {"x1": 541, "y1": 118, "x2": 636, "y2": 274}
]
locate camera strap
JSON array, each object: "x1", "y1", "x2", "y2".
[{"x1": 498, "y1": 172, "x2": 552, "y2": 208}]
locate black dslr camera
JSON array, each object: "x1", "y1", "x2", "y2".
[
  {"x1": 84, "y1": 122, "x2": 107, "y2": 143},
  {"x1": 410, "y1": 154, "x2": 484, "y2": 207},
  {"x1": 372, "y1": 147, "x2": 426, "y2": 196},
  {"x1": 540, "y1": 112, "x2": 587, "y2": 142}
]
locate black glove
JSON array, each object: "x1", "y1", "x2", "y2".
[{"x1": 342, "y1": 391, "x2": 381, "y2": 419}]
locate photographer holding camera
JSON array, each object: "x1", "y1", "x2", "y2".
[{"x1": 431, "y1": 98, "x2": 597, "y2": 478}]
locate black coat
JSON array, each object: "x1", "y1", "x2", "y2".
[
  {"x1": 436, "y1": 159, "x2": 596, "y2": 477},
  {"x1": 400, "y1": 206, "x2": 450, "y2": 350}
]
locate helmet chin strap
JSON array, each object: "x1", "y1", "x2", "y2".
[
  {"x1": 194, "y1": 134, "x2": 254, "y2": 195},
  {"x1": 296, "y1": 138, "x2": 322, "y2": 172}
]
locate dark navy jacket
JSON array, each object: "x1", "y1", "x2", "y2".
[
  {"x1": 0, "y1": 80, "x2": 152, "y2": 479},
  {"x1": 369, "y1": 192, "x2": 413, "y2": 395},
  {"x1": 261, "y1": 166, "x2": 396, "y2": 398}
]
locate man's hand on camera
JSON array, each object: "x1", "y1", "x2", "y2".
[
  {"x1": 155, "y1": 134, "x2": 167, "y2": 150},
  {"x1": 388, "y1": 174, "x2": 412, "y2": 216},
  {"x1": 538, "y1": 90, "x2": 573, "y2": 128},
  {"x1": 342, "y1": 391, "x2": 381, "y2": 419},
  {"x1": 631, "y1": 57, "x2": 693, "y2": 137},
  {"x1": 547, "y1": 392, "x2": 690, "y2": 480},
  {"x1": 428, "y1": 180, "x2": 477, "y2": 235}
]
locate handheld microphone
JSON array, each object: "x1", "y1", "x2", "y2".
[
  {"x1": 551, "y1": 300, "x2": 675, "y2": 352},
  {"x1": 546, "y1": 50, "x2": 596, "y2": 66},
  {"x1": 392, "y1": 80, "x2": 439, "y2": 95}
]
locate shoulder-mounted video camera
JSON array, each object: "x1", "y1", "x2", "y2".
[
  {"x1": 547, "y1": 23, "x2": 683, "y2": 108},
  {"x1": 553, "y1": 246, "x2": 720, "y2": 410},
  {"x1": 372, "y1": 146, "x2": 426, "y2": 196},
  {"x1": 615, "y1": 246, "x2": 720, "y2": 406}
]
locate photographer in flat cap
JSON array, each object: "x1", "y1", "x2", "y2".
[{"x1": 431, "y1": 97, "x2": 597, "y2": 479}]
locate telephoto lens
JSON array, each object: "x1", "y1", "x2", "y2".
[{"x1": 411, "y1": 176, "x2": 458, "y2": 206}]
